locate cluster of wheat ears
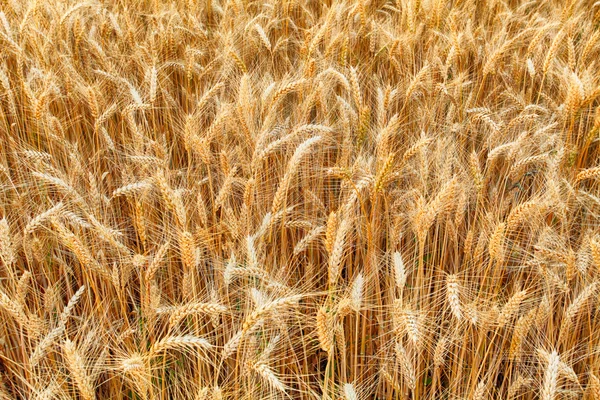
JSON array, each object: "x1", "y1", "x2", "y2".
[{"x1": 0, "y1": 0, "x2": 600, "y2": 398}]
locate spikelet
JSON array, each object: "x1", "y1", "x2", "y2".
[
  {"x1": 357, "y1": 105, "x2": 371, "y2": 144},
  {"x1": 343, "y1": 383, "x2": 358, "y2": 400},
  {"x1": 24, "y1": 203, "x2": 65, "y2": 237},
  {"x1": 373, "y1": 152, "x2": 395, "y2": 194},
  {"x1": 497, "y1": 290, "x2": 527, "y2": 328},
  {"x1": 509, "y1": 307, "x2": 536, "y2": 360},
  {"x1": 465, "y1": 302, "x2": 481, "y2": 327},
  {"x1": 473, "y1": 380, "x2": 487, "y2": 400},
  {"x1": 112, "y1": 181, "x2": 151, "y2": 198},
  {"x1": 178, "y1": 230, "x2": 196, "y2": 272},
  {"x1": 148, "y1": 65, "x2": 157, "y2": 103},
  {"x1": 337, "y1": 297, "x2": 354, "y2": 318},
  {"x1": 540, "y1": 349, "x2": 560, "y2": 400},
  {"x1": 339, "y1": 37, "x2": 349, "y2": 66},
  {"x1": 560, "y1": 282, "x2": 598, "y2": 335},
  {"x1": 254, "y1": 24, "x2": 270, "y2": 51},
  {"x1": 293, "y1": 226, "x2": 325, "y2": 255},
  {"x1": 251, "y1": 125, "x2": 329, "y2": 170},
  {"x1": 325, "y1": 212, "x2": 338, "y2": 255},
  {"x1": 212, "y1": 386, "x2": 223, "y2": 400},
  {"x1": 51, "y1": 219, "x2": 110, "y2": 281},
  {"x1": 268, "y1": 79, "x2": 306, "y2": 110},
  {"x1": 589, "y1": 373, "x2": 600, "y2": 400},
  {"x1": 575, "y1": 166, "x2": 600, "y2": 186},
  {"x1": 350, "y1": 272, "x2": 364, "y2": 311},
  {"x1": 241, "y1": 295, "x2": 301, "y2": 336},
  {"x1": 94, "y1": 102, "x2": 117, "y2": 133},
  {"x1": 30, "y1": 325, "x2": 65, "y2": 367},
  {"x1": 349, "y1": 67, "x2": 363, "y2": 108},
  {"x1": 591, "y1": 236, "x2": 600, "y2": 271},
  {"x1": 506, "y1": 200, "x2": 544, "y2": 231},
  {"x1": 565, "y1": 72, "x2": 584, "y2": 117},
  {"x1": 165, "y1": 302, "x2": 227, "y2": 330},
  {"x1": 543, "y1": 29, "x2": 565, "y2": 76},
  {"x1": 582, "y1": 27, "x2": 600, "y2": 62},
  {"x1": 376, "y1": 113, "x2": 401, "y2": 152},
  {"x1": 194, "y1": 387, "x2": 209, "y2": 400},
  {"x1": 415, "y1": 177, "x2": 458, "y2": 244},
  {"x1": 488, "y1": 222, "x2": 506, "y2": 264},
  {"x1": 433, "y1": 336, "x2": 448, "y2": 368},
  {"x1": 404, "y1": 63, "x2": 430, "y2": 100},
  {"x1": 120, "y1": 352, "x2": 145, "y2": 374},
  {"x1": 526, "y1": 58, "x2": 536, "y2": 77},
  {"x1": 0, "y1": 218, "x2": 15, "y2": 266},
  {"x1": 86, "y1": 86, "x2": 99, "y2": 120},
  {"x1": 307, "y1": 13, "x2": 331, "y2": 57},
  {"x1": 469, "y1": 151, "x2": 483, "y2": 191},
  {"x1": 23, "y1": 150, "x2": 52, "y2": 164},
  {"x1": 399, "y1": 309, "x2": 421, "y2": 346},
  {"x1": 258, "y1": 335, "x2": 280, "y2": 363},
  {"x1": 60, "y1": 286, "x2": 86, "y2": 325},
  {"x1": 446, "y1": 274, "x2": 462, "y2": 320},
  {"x1": 380, "y1": 365, "x2": 400, "y2": 391},
  {"x1": 328, "y1": 219, "x2": 350, "y2": 288},
  {"x1": 228, "y1": 50, "x2": 247, "y2": 73},
  {"x1": 154, "y1": 172, "x2": 186, "y2": 227},
  {"x1": 509, "y1": 153, "x2": 548, "y2": 181},
  {"x1": 252, "y1": 361, "x2": 286, "y2": 392},
  {"x1": 395, "y1": 342, "x2": 416, "y2": 390},
  {"x1": 246, "y1": 234, "x2": 260, "y2": 270},
  {"x1": 221, "y1": 331, "x2": 243, "y2": 359},
  {"x1": 149, "y1": 335, "x2": 212, "y2": 355},
  {"x1": 508, "y1": 375, "x2": 532, "y2": 399},
  {"x1": 316, "y1": 306, "x2": 333, "y2": 353},
  {"x1": 63, "y1": 340, "x2": 96, "y2": 400},
  {"x1": 0, "y1": 289, "x2": 36, "y2": 334},
  {"x1": 393, "y1": 251, "x2": 406, "y2": 291},
  {"x1": 271, "y1": 136, "x2": 323, "y2": 213},
  {"x1": 16, "y1": 270, "x2": 31, "y2": 306},
  {"x1": 146, "y1": 241, "x2": 169, "y2": 283}
]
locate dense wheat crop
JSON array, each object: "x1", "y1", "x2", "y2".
[{"x1": 1, "y1": 0, "x2": 600, "y2": 398}]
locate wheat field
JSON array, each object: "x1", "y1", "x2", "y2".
[{"x1": 0, "y1": 0, "x2": 600, "y2": 398}]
